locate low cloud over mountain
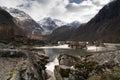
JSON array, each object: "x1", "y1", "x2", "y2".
[{"x1": 0, "y1": 0, "x2": 111, "y2": 22}]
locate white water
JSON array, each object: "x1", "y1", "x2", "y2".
[
  {"x1": 46, "y1": 57, "x2": 59, "y2": 72},
  {"x1": 41, "y1": 44, "x2": 70, "y2": 72}
]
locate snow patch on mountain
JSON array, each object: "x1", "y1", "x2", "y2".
[
  {"x1": 3, "y1": 7, "x2": 32, "y2": 20},
  {"x1": 38, "y1": 17, "x2": 66, "y2": 35},
  {"x1": 2, "y1": 7, "x2": 43, "y2": 37}
]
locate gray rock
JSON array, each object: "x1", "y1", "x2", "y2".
[
  {"x1": 0, "y1": 49, "x2": 48, "y2": 80},
  {"x1": 88, "y1": 50, "x2": 120, "y2": 65},
  {"x1": 54, "y1": 51, "x2": 120, "y2": 80},
  {"x1": 58, "y1": 54, "x2": 79, "y2": 67}
]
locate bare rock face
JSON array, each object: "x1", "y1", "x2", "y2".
[
  {"x1": 0, "y1": 49, "x2": 49, "y2": 80},
  {"x1": 54, "y1": 51, "x2": 120, "y2": 80}
]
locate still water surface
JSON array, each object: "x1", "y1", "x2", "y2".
[
  {"x1": 34, "y1": 44, "x2": 120, "y2": 72},
  {"x1": 35, "y1": 44, "x2": 88, "y2": 71}
]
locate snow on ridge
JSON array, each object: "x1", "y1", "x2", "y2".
[{"x1": 3, "y1": 7, "x2": 32, "y2": 20}]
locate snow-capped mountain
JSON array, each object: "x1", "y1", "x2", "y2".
[
  {"x1": 2, "y1": 7, "x2": 31, "y2": 20},
  {"x1": 2, "y1": 7, "x2": 43, "y2": 38},
  {"x1": 53, "y1": 19, "x2": 66, "y2": 27},
  {"x1": 38, "y1": 17, "x2": 66, "y2": 35},
  {"x1": 38, "y1": 17, "x2": 82, "y2": 35}
]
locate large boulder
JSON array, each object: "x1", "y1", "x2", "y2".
[
  {"x1": 58, "y1": 54, "x2": 80, "y2": 67},
  {"x1": 54, "y1": 51, "x2": 120, "y2": 80},
  {"x1": 0, "y1": 49, "x2": 49, "y2": 80}
]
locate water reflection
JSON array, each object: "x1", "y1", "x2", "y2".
[
  {"x1": 44, "y1": 48, "x2": 87, "y2": 61},
  {"x1": 35, "y1": 44, "x2": 120, "y2": 62}
]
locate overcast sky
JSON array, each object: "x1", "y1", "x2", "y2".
[{"x1": 0, "y1": 0, "x2": 112, "y2": 22}]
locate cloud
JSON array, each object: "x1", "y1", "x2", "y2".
[
  {"x1": 66, "y1": 3, "x2": 93, "y2": 12},
  {"x1": 91, "y1": 0, "x2": 113, "y2": 6},
  {"x1": 69, "y1": 0, "x2": 84, "y2": 4},
  {"x1": 0, "y1": 0, "x2": 111, "y2": 23}
]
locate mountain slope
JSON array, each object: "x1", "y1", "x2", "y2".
[
  {"x1": 48, "y1": 20, "x2": 81, "y2": 42},
  {"x1": 73, "y1": 0, "x2": 120, "y2": 42},
  {"x1": 3, "y1": 7, "x2": 43, "y2": 39},
  {"x1": 49, "y1": 25, "x2": 81, "y2": 43},
  {"x1": 38, "y1": 17, "x2": 66, "y2": 35},
  {"x1": 0, "y1": 8, "x2": 24, "y2": 43}
]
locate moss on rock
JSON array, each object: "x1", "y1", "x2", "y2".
[{"x1": 60, "y1": 68, "x2": 70, "y2": 77}]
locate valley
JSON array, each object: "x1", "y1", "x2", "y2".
[{"x1": 0, "y1": 0, "x2": 120, "y2": 80}]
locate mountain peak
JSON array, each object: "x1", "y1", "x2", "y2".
[
  {"x1": 38, "y1": 17, "x2": 66, "y2": 35},
  {"x1": 43, "y1": 17, "x2": 52, "y2": 21}
]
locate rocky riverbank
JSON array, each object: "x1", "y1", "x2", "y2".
[
  {"x1": 54, "y1": 51, "x2": 120, "y2": 80},
  {"x1": 1, "y1": 45, "x2": 120, "y2": 80},
  {"x1": 0, "y1": 49, "x2": 49, "y2": 80}
]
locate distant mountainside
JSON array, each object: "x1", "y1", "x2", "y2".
[
  {"x1": 38, "y1": 17, "x2": 66, "y2": 35},
  {"x1": 67, "y1": 21, "x2": 81, "y2": 28},
  {"x1": 0, "y1": 8, "x2": 24, "y2": 43},
  {"x1": 3, "y1": 7, "x2": 43, "y2": 40},
  {"x1": 48, "y1": 22, "x2": 81, "y2": 43},
  {"x1": 72, "y1": 0, "x2": 120, "y2": 43},
  {"x1": 38, "y1": 17, "x2": 81, "y2": 35}
]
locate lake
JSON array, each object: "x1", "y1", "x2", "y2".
[{"x1": 34, "y1": 44, "x2": 120, "y2": 72}]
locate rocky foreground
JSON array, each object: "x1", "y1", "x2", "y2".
[
  {"x1": 54, "y1": 51, "x2": 120, "y2": 80},
  {"x1": 0, "y1": 45, "x2": 120, "y2": 80},
  {"x1": 0, "y1": 49, "x2": 49, "y2": 80}
]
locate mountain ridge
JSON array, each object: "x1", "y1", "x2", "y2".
[
  {"x1": 38, "y1": 17, "x2": 66, "y2": 35},
  {"x1": 2, "y1": 7, "x2": 44, "y2": 40},
  {"x1": 72, "y1": 0, "x2": 120, "y2": 42},
  {"x1": 0, "y1": 8, "x2": 25, "y2": 43}
]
